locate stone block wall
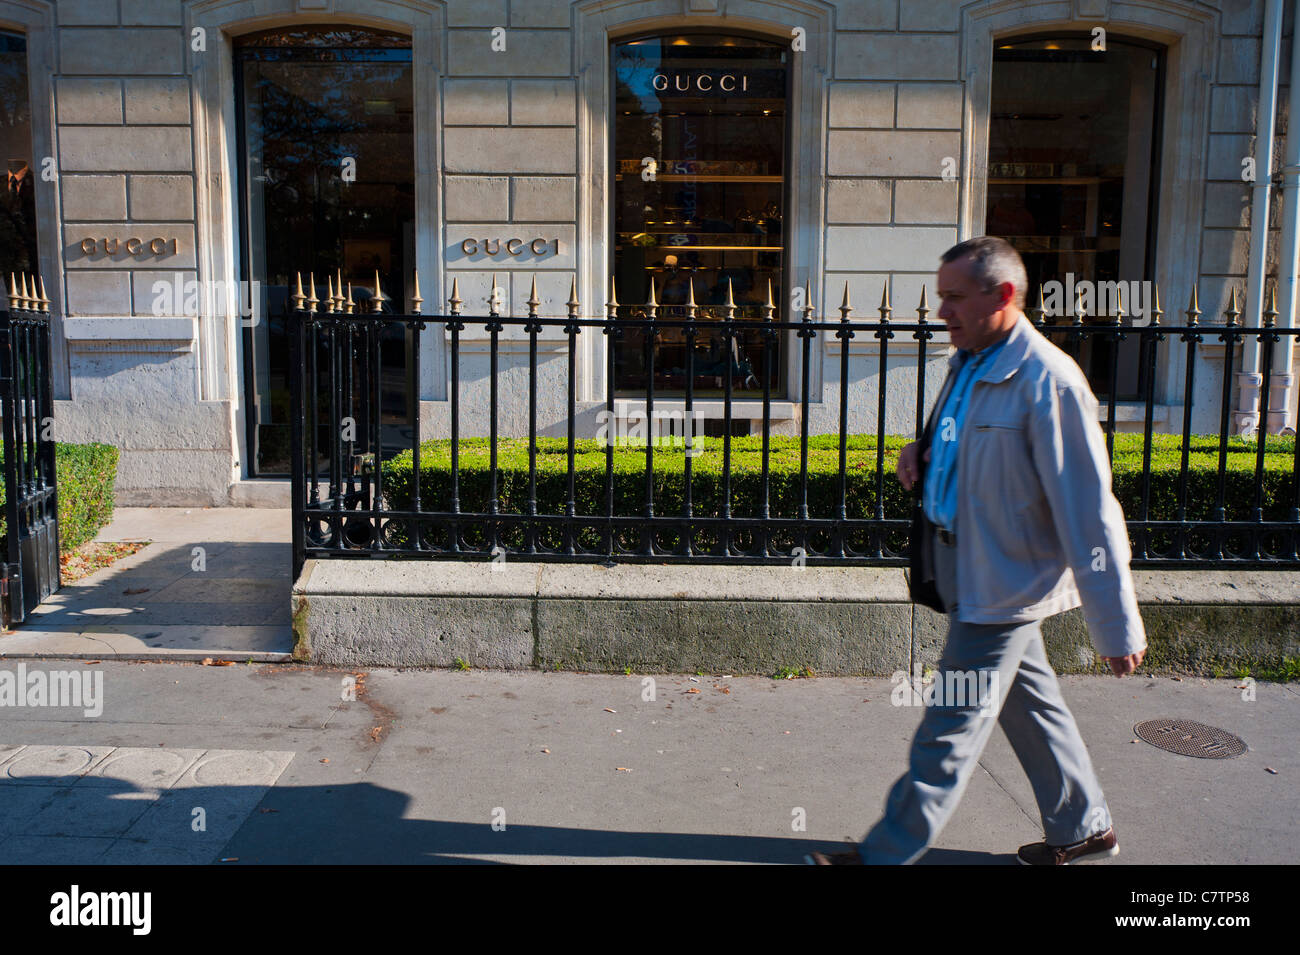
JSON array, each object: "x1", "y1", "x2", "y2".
[{"x1": 13, "y1": 0, "x2": 1291, "y2": 503}]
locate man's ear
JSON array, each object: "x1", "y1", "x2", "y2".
[{"x1": 995, "y1": 280, "x2": 1016, "y2": 311}]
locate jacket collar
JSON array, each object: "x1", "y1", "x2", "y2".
[{"x1": 945, "y1": 312, "x2": 1034, "y2": 383}]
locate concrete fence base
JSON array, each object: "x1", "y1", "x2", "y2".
[{"x1": 292, "y1": 560, "x2": 1300, "y2": 678}]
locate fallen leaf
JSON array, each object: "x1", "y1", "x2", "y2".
[
  {"x1": 686, "y1": 688, "x2": 700, "y2": 694},
  {"x1": 320, "y1": 758, "x2": 330, "y2": 764},
  {"x1": 541, "y1": 748, "x2": 550, "y2": 754},
  {"x1": 615, "y1": 767, "x2": 632, "y2": 772},
  {"x1": 1171, "y1": 676, "x2": 1183, "y2": 682},
  {"x1": 369, "y1": 727, "x2": 383, "y2": 742},
  {"x1": 200, "y1": 657, "x2": 235, "y2": 667},
  {"x1": 603, "y1": 707, "x2": 616, "y2": 713}
]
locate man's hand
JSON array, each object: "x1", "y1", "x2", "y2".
[
  {"x1": 897, "y1": 441, "x2": 931, "y2": 492},
  {"x1": 1101, "y1": 648, "x2": 1146, "y2": 677}
]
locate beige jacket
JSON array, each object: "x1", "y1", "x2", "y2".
[{"x1": 932, "y1": 313, "x2": 1147, "y2": 659}]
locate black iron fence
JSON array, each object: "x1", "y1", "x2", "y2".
[
  {"x1": 1, "y1": 274, "x2": 60, "y2": 627},
  {"x1": 290, "y1": 272, "x2": 1300, "y2": 577}
]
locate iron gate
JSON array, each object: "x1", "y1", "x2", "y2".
[{"x1": 1, "y1": 274, "x2": 59, "y2": 628}]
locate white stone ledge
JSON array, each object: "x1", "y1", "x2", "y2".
[
  {"x1": 298, "y1": 559, "x2": 1300, "y2": 606},
  {"x1": 63, "y1": 316, "x2": 195, "y2": 341}
]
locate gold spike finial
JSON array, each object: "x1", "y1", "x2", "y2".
[
  {"x1": 325, "y1": 274, "x2": 335, "y2": 314},
  {"x1": 607, "y1": 276, "x2": 619, "y2": 312},
  {"x1": 411, "y1": 269, "x2": 423, "y2": 314},
  {"x1": 527, "y1": 275, "x2": 541, "y2": 318},
  {"x1": 307, "y1": 272, "x2": 318, "y2": 311},
  {"x1": 725, "y1": 276, "x2": 735, "y2": 309},
  {"x1": 1226, "y1": 286, "x2": 1240, "y2": 325},
  {"x1": 372, "y1": 269, "x2": 385, "y2": 313},
  {"x1": 19, "y1": 273, "x2": 30, "y2": 310},
  {"x1": 292, "y1": 272, "x2": 305, "y2": 310},
  {"x1": 566, "y1": 275, "x2": 580, "y2": 318},
  {"x1": 7, "y1": 273, "x2": 17, "y2": 310},
  {"x1": 38, "y1": 276, "x2": 49, "y2": 313},
  {"x1": 448, "y1": 276, "x2": 463, "y2": 315},
  {"x1": 647, "y1": 278, "x2": 658, "y2": 309},
  {"x1": 345, "y1": 282, "x2": 355, "y2": 314}
]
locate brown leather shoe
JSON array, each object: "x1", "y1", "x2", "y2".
[
  {"x1": 1017, "y1": 827, "x2": 1119, "y2": 865},
  {"x1": 804, "y1": 848, "x2": 865, "y2": 865}
]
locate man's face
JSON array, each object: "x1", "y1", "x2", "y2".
[{"x1": 936, "y1": 255, "x2": 1015, "y2": 353}]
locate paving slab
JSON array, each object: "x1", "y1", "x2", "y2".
[{"x1": 0, "y1": 744, "x2": 295, "y2": 865}]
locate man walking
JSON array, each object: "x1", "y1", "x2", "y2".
[{"x1": 809, "y1": 236, "x2": 1147, "y2": 865}]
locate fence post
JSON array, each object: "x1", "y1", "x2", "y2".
[{"x1": 290, "y1": 273, "x2": 306, "y2": 580}]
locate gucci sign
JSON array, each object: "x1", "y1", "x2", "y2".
[
  {"x1": 652, "y1": 71, "x2": 750, "y2": 93},
  {"x1": 459, "y1": 237, "x2": 560, "y2": 258},
  {"x1": 78, "y1": 236, "x2": 182, "y2": 257}
]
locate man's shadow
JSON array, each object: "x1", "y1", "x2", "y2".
[{"x1": 0, "y1": 774, "x2": 1016, "y2": 864}]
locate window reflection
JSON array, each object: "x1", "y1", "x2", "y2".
[
  {"x1": 0, "y1": 30, "x2": 37, "y2": 279},
  {"x1": 987, "y1": 34, "x2": 1163, "y2": 399},
  {"x1": 236, "y1": 27, "x2": 414, "y2": 475},
  {"x1": 613, "y1": 34, "x2": 788, "y2": 397}
]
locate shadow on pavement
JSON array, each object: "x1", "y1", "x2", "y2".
[{"x1": 0, "y1": 774, "x2": 1015, "y2": 865}]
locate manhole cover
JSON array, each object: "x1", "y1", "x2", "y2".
[{"x1": 1134, "y1": 718, "x2": 1247, "y2": 759}]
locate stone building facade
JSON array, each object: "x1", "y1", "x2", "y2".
[{"x1": 2, "y1": 0, "x2": 1297, "y2": 504}]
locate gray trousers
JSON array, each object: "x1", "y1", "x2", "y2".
[{"x1": 859, "y1": 530, "x2": 1111, "y2": 864}]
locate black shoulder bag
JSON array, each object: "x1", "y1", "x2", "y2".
[{"x1": 906, "y1": 371, "x2": 955, "y2": 613}]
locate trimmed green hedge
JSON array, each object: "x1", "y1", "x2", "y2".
[
  {"x1": 378, "y1": 433, "x2": 1296, "y2": 555},
  {"x1": 0, "y1": 443, "x2": 119, "y2": 557}
]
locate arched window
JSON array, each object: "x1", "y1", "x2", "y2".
[
  {"x1": 0, "y1": 29, "x2": 37, "y2": 279},
  {"x1": 986, "y1": 33, "x2": 1165, "y2": 399},
  {"x1": 235, "y1": 26, "x2": 414, "y2": 474},
  {"x1": 611, "y1": 32, "x2": 790, "y2": 399}
]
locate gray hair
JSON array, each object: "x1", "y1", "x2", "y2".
[{"x1": 940, "y1": 236, "x2": 1027, "y2": 308}]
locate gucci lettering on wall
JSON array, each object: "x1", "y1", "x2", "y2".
[
  {"x1": 76, "y1": 235, "x2": 182, "y2": 258},
  {"x1": 458, "y1": 237, "x2": 560, "y2": 259}
]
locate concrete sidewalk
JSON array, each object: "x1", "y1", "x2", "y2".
[
  {"x1": 0, "y1": 508, "x2": 293, "y2": 661},
  {"x1": 0, "y1": 661, "x2": 1294, "y2": 864}
]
